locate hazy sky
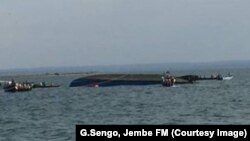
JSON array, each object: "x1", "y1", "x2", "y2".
[{"x1": 1, "y1": 0, "x2": 250, "y2": 69}]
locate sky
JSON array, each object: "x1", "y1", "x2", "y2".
[{"x1": 0, "y1": 0, "x2": 250, "y2": 69}]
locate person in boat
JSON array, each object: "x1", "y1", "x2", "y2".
[
  {"x1": 162, "y1": 73, "x2": 175, "y2": 86},
  {"x1": 163, "y1": 71, "x2": 170, "y2": 77},
  {"x1": 41, "y1": 82, "x2": 46, "y2": 86},
  {"x1": 170, "y1": 76, "x2": 176, "y2": 84},
  {"x1": 217, "y1": 74, "x2": 222, "y2": 80},
  {"x1": 9, "y1": 79, "x2": 16, "y2": 86},
  {"x1": 162, "y1": 73, "x2": 169, "y2": 80}
]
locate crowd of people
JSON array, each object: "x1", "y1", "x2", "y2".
[
  {"x1": 4, "y1": 79, "x2": 33, "y2": 92},
  {"x1": 162, "y1": 72, "x2": 176, "y2": 87}
]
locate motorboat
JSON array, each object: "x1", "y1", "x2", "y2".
[{"x1": 222, "y1": 76, "x2": 233, "y2": 80}]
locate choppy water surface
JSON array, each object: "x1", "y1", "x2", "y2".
[{"x1": 0, "y1": 69, "x2": 250, "y2": 140}]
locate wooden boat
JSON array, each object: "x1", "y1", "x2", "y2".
[
  {"x1": 195, "y1": 73, "x2": 233, "y2": 81},
  {"x1": 32, "y1": 82, "x2": 60, "y2": 88},
  {"x1": 33, "y1": 85, "x2": 60, "y2": 88},
  {"x1": 4, "y1": 82, "x2": 32, "y2": 92}
]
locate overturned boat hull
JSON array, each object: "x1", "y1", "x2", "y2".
[{"x1": 69, "y1": 74, "x2": 192, "y2": 87}]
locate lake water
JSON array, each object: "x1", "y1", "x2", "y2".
[{"x1": 0, "y1": 68, "x2": 250, "y2": 140}]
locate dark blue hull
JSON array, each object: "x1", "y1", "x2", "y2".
[
  {"x1": 69, "y1": 74, "x2": 193, "y2": 87},
  {"x1": 69, "y1": 78, "x2": 161, "y2": 87}
]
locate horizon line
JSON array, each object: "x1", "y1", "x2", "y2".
[{"x1": 0, "y1": 59, "x2": 250, "y2": 72}]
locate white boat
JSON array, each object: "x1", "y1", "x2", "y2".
[{"x1": 222, "y1": 76, "x2": 233, "y2": 80}]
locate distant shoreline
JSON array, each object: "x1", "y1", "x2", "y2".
[
  {"x1": 0, "y1": 60, "x2": 250, "y2": 77},
  {"x1": 0, "y1": 71, "x2": 99, "y2": 78}
]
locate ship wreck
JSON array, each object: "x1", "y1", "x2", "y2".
[{"x1": 69, "y1": 74, "x2": 195, "y2": 87}]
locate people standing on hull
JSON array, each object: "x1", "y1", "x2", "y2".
[{"x1": 162, "y1": 72, "x2": 176, "y2": 87}]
